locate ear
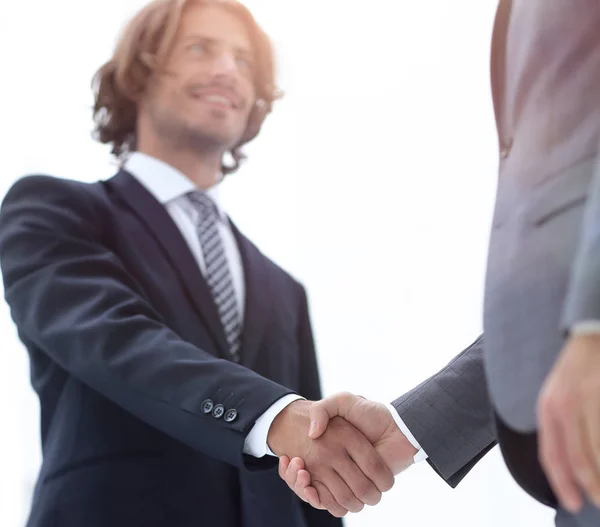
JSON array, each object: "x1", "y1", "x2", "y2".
[{"x1": 238, "y1": 98, "x2": 270, "y2": 146}]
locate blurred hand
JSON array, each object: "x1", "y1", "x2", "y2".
[
  {"x1": 538, "y1": 334, "x2": 600, "y2": 513},
  {"x1": 267, "y1": 400, "x2": 394, "y2": 517},
  {"x1": 277, "y1": 393, "x2": 418, "y2": 514}
]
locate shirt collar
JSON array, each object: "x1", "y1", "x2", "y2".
[{"x1": 123, "y1": 152, "x2": 227, "y2": 221}]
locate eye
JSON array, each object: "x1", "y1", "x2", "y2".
[
  {"x1": 187, "y1": 41, "x2": 207, "y2": 54},
  {"x1": 236, "y1": 55, "x2": 253, "y2": 72}
]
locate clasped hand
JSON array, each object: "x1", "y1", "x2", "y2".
[
  {"x1": 268, "y1": 394, "x2": 417, "y2": 517},
  {"x1": 273, "y1": 335, "x2": 600, "y2": 518}
]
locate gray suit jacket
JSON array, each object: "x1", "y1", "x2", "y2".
[{"x1": 393, "y1": 0, "x2": 600, "y2": 487}]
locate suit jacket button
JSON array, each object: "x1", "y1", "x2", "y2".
[
  {"x1": 224, "y1": 409, "x2": 238, "y2": 423},
  {"x1": 212, "y1": 404, "x2": 225, "y2": 419},
  {"x1": 201, "y1": 399, "x2": 214, "y2": 414}
]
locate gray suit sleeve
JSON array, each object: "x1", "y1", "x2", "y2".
[
  {"x1": 391, "y1": 335, "x2": 497, "y2": 488},
  {"x1": 562, "y1": 161, "x2": 600, "y2": 328}
]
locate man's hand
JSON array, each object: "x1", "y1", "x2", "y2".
[
  {"x1": 537, "y1": 334, "x2": 600, "y2": 513},
  {"x1": 268, "y1": 399, "x2": 394, "y2": 517},
  {"x1": 276, "y1": 393, "x2": 418, "y2": 514}
]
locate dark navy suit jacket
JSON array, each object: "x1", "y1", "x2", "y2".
[{"x1": 0, "y1": 171, "x2": 342, "y2": 527}]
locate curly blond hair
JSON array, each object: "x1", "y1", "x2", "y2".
[{"x1": 92, "y1": 0, "x2": 282, "y2": 174}]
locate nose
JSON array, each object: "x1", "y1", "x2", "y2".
[{"x1": 209, "y1": 51, "x2": 238, "y2": 78}]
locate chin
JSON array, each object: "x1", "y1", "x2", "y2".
[
  {"x1": 184, "y1": 125, "x2": 243, "y2": 152},
  {"x1": 184, "y1": 109, "x2": 248, "y2": 146}
]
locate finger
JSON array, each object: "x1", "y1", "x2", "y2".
[
  {"x1": 309, "y1": 392, "x2": 359, "y2": 439},
  {"x1": 308, "y1": 402, "x2": 335, "y2": 439},
  {"x1": 295, "y1": 468, "x2": 311, "y2": 490},
  {"x1": 294, "y1": 469, "x2": 325, "y2": 509},
  {"x1": 288, "y1": 458, "x2": 309, "y2": 504},
  {"x1": 284, "y1": 459, "x2": 325, "y2": 509},
  {"x1": 279, "y1": 456, "x2": 291, "y2": 480},
  {"x1": 296, "y1": 474, "x2": 325, "y2": 510},
  {"x1": 312, "y1": 480, "x2": 349, "y2": 518},
  {"x1": 321, "y1": 468, "x2": 364, "y2": 514},
  {"x1": 578, "y1": 408, "x2": 600, "y2": 507},
  {"x1": 564, "y1": 412, "x2": 594, "y2": 509},
  {"x1": 538, "y1": 400, "x2": 583, "y2": 513},
  {"x1": 345, "y1": 435, "x2": 395, "y2": 494},
  {"x1": 285, "y1": 457, "x2": 305, "y2": 494},
  {"x1": 334, "y1": 451, "x2": 382, "y2": 507},
  {"x1": 304, "y1": 487, "x2": 323, "y2": 509},
  {"x1": 281, "y1": 457, "x2": 304, "y2": 499},
  {"x1": 290, "y1": 457, "x2": 305, "y2": 472}
]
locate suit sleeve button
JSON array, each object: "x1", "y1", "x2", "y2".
[
  {"x1": 212, "y1": 404, "x2": 225, "y2": 419},
  {"x1": 201, "y1": 399, "x2": 214, "y2": 414},
  {"x1": 224, "y1": 409, "x2": 238, "y2": 422}
]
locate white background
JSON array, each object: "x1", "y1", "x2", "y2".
[{"x1": 0, "y1": 0, "x2": 556, "y2": 525}]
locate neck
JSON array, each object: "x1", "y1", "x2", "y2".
[{"x1": 137, "y1": 140, "x2": 223, "y2": 190}]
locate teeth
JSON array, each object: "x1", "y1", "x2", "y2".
[{"x1": 203, "y1": 94, "x2": 232, "y2": 107}]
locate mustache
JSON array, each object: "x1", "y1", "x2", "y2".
[{"x1": 187, "y1": 83, "x2": 245, "y2": 109}]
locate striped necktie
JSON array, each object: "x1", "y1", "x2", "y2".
[{"x1": 187, "y1": 191, "x2": 241, "y2": 362}]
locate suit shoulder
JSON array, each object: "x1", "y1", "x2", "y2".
[
  {"x1": 2, "y1": 174, "x2": 104, "y2": 210},
  {"x1": 0, "y1": 174, "x2": 110, "y2": 237},
  {"x1": 5, "y1": 174, "x2": 93, "y2": 197}
]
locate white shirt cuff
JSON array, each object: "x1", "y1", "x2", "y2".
[
  {"x1": 243, "y1": 394, "x2": 304, "y2": 458},
  {"x1": 570, "y1": 321, "x2": 600, "y2": 335},
  {"x1": 387, "y1": 403, "x2": 429, "y2": 463}
]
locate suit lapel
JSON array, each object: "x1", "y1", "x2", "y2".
[
  {"x1": 230, "y1": 221, "x2": 272, "y2": 368},
  {"x1": 490, "y1": 0, "x2": 513, "y2": 146},
  {"x1": 107, "y1": 170, "x2": 230, "y2": 357}
]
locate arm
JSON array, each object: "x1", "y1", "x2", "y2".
[
  {"x1": 392, "y1": 334, "x2": 497, "y2": 487},
  {"x1": 1, "y1": 175, "x2": 393, "y2": 516},
  {"x1": 0, "y1": 175, "x2": 293, "y2": 469},
  {"x1": 278, "y1": 335, "x2": 497, "y2": 513},
  {"x1": 533, "y1": 160, "x2": 600, "y2": 513},
  {"x1": 242, "y1": 285, "x2": 321, "y2": 459}
]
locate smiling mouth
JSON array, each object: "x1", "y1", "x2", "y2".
[{"x1": 191, "y1": 92, "x2": 238, "y2": 111}]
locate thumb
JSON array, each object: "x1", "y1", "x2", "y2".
[{"x1": 308, "y1": 392, "x2": 361, "y2": 439}]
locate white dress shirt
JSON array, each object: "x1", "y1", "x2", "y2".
[
  {"x1": 124, "y1": 153, "x2": 246, "y2": 318},
  {"x1": 123, "y1": 152, "x2": 300, "y2": 458}
]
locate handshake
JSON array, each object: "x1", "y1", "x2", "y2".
[{"x1": 266, "y1": 392, "x2": 418, "y2": 518}]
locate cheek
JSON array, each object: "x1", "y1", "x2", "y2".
[
  {"x1": 243, "y1": 102, "x2": 256, "y2": 123},
  {"x1": 242, "y1": 87, "x2": 258, "y2": 119},
  {"x1": 146, "y1": 84, "x2": 185, "y2": 118}
]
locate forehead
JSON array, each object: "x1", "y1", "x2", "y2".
[{"x1": 177, "y1": 4, "x2": 253, "y2": 52}]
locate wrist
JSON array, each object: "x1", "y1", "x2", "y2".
[
  {"x1": 378, "y1": 422, "x2": 419, "y2": 475},
  {"x1": 267, "y1": 399, "x2": 312, "y2": 456}
]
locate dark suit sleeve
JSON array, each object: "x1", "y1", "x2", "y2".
[
  {"x1": 391, "y1": 335, "x2": 497, "y2": 488},
  {"x1": 295, "y1": 285, "x2": 344, "y2": 527},
  {"x1": 0, "y1": 175, "x2": 294, "y2": 469}
]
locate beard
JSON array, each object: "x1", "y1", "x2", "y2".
[{"x1": 150, "y1": 103, "x2": 244, "y2": 154}]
